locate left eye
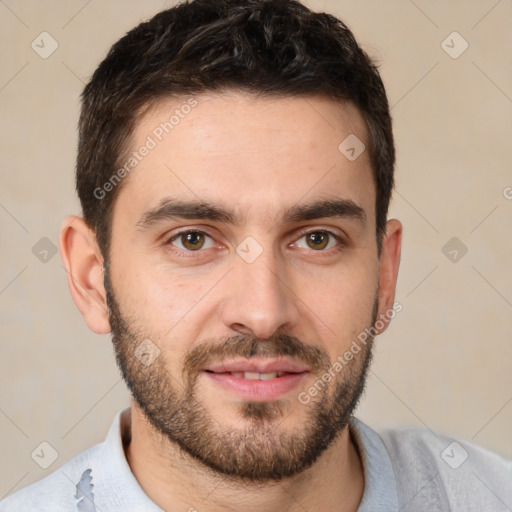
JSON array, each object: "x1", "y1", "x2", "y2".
[
  {"x1": 295, "y1": 231, "x2": 339, "y2": 251},
  {"x1": 168, "y1": 231, "x2": 215, "y2": 251}
]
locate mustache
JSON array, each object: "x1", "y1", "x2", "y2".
[{"x1": 183, "y1": 333, "x2": 331, "y2": 382}]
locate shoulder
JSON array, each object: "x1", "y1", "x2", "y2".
[
  {"x1": 0, "y1": 409, "x2": 161, "y2": 512},
  {"x1": 0, "y1": 442, "x2": 104, "y2": 512},
  {"x1": 378, "y1": 424, "x2": 512, "y2": 511}
]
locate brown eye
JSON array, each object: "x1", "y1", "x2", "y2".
[
  {"x1": 169, "y1": 231, "x2": 214, "y2": 251},
  {"x1": 182, "y1": 232, "x2": 205, "y2": 250},
  {"x1": 305, "y1": 231, "x2": 329, "y2": 250},
  {"x1": 294, "y1": 230, "x2": 340, "y2": 251}
]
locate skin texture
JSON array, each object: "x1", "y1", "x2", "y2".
[{"x1": 60, "y1": 91, "x2": 402, "y2": 512}]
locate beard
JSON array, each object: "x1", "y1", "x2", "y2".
[{"x1": 104, "y1": 268, "x2": 376, "y2": 483}]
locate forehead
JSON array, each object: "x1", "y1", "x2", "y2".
[{"x1": 113, "y1": 91, "x2": 375, "y2": 228}]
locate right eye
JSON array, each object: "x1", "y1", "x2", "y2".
[{"x1": 167, "y1": 230, "x2": 215, "y2": 252}]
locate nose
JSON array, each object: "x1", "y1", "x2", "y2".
[{"x1": 220, "y1": 246, "x2": 301, "y2": 339}]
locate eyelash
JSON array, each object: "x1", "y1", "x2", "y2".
[{"x1": 165, "y1": 228, "x2": 345, "y2": 256}]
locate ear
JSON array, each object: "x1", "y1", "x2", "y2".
[
  {"x1": 59, "y1": 215, "x2": 111, "y2": 334},
  {"x1": 375, "y1": 218, "x2": 402, "y2": 335}
]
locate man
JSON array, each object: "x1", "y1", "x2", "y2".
[{"x1": 1, "y1": 0, "x2": 510, "y2": 510}]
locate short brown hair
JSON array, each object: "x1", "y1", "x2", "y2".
[{"x1": 77, "y1": 0, "x2": 395, "y2": 259}]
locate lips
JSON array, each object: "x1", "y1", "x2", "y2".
[
  {"x1": 223, "y1": 370, "x2": 289, "y2": 380},
  {"x1": 203, "y1": 358, "x2": 311, "y2": 375},
  {"x1": 200, "y1": 358, "x2": 310, "y2": 400}
]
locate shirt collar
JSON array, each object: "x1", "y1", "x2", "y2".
[
  {"x1": 99, "y1": 407, "x2": 164, "y2": 511},
  {"x1": 349, "y1": 416, "x2": 399, "y2": 511},
  {"x1": 104, "y1": 409, "x2": 398, "y2": 511}
]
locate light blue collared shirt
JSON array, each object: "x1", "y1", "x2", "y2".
[{"x1": 1, "y1": 409, "x2": 511, "y2": 511}]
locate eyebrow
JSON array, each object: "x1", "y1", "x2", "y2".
[{"x1": 135, "y1": 197, "x2": 366, "y2": 230}]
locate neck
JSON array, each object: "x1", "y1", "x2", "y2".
[{"x1": 123, "y1": 401, "x2": 364, "y2": 512}]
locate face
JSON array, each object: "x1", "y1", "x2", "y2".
[{"x1": 105, "y1": 91, "x2": 382, "y2": 482}]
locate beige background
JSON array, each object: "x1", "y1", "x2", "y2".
[{"x1": 1, "y1": 0, "x2": 511, "y2": 495}]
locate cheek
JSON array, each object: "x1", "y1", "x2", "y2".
[
  {"x1": 118, "y1": 265, "x2": 216, "y2": 350},
  {"x1": 109, "y1": 259, "x2": 174, "y2": 328},
  {"x1": 299, "y1": 259, "x2": 378, "y2": 352}
]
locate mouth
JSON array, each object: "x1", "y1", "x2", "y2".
[
  {"x1": 205, "y1": 370, "x2": 295, "y2": 380},
  {"x1": 203, "y1": 357, "x2": 311, "y2": 374},
  {"x1": 200, "y1": 358, "x2": 310, "y2": 401}
]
